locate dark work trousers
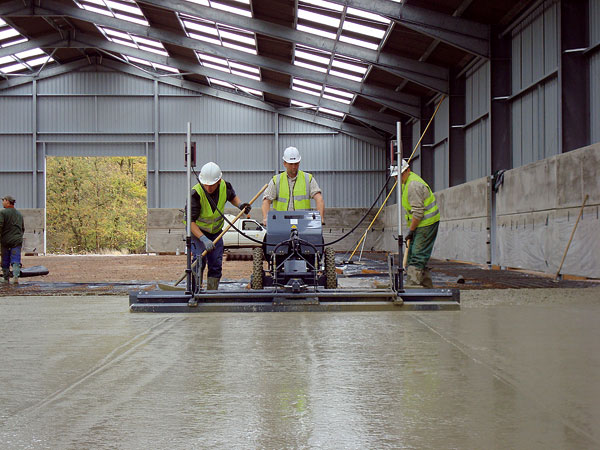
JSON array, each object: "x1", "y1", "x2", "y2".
[
  {"x1": 406, "y1": 222, "x2": 439, "y2": 270},
  {"x1": 1, "y1": 245, "x2": 21, "y2": 272},
  {"x1": 191, "y1": 231, "x2": 224, "y2": 279}
]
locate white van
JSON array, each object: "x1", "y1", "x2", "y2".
[{"x1": 221, "y1": 214, "x2": 265, "y2": 248}]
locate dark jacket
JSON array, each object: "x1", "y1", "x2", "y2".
[{"x1": 0, "y1": 207, "x2": 25, "y2": 248}]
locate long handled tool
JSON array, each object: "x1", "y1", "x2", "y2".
[
  {"x1": 403, "y1": 239, "x2": 411, "y2": 269},
  {"x1": 554, "y1": 194, "x2": 588, "y2": 281},
  {"x1": 174, "y1": 182, "x2": 268, "y2": 287}
]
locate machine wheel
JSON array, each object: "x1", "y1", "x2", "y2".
[
  {"x1": 324, "y1": 247, "x2": 338, "y2": 289},
  {"x1": 251, "y1": 247, "x2": 264, "y2": 289}
]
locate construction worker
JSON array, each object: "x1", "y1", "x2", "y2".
[
  {"x1": 262, "y1": 146, "x2": 325, "y2": 225},
  {"x1": 189, "y1": 162, "x2": 251, "y2": 290},
  {"x1": 400, "y1": 159, "x2": 440, "y2": 288},
  {"x1": 0, "y1": 195, "x2": 25, "y2": 285}
]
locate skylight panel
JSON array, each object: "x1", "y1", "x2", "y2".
[
  {"x1": 347, "y1": 7, "x2": 390, "y2": 24},
  {"x1": 0, "y1": 18, "x2": 28, "y2": 48},
  {"x1": 300, "y1": 0, "x2": 344, "y2": 12},
  {"x1": 196, "y1": 51, "x2": 261, "y2": 81},
  {"x1": 296, "y1": 25, "x2": 337, "y2": 41},
  {"x1": 208, "y1": 78, "x2": 263, "y2": 98},
  {"x1": 342, "y1": 20, "x2": 386, "y2": 39},
  {"x1": 124, "y1": 55, "x2": 180, "y2": 74},
  {"x1": 295, "y1": 49, "x2": 330, "y2": 66},
  {"x1": 329, "y1": 69, "x2": 363, "y2": 83},
  {"x1": 98, "y1": 26, "x2": 168, "y2": 56},
  {"x1": 74, "y1": 0, "x2": 149, "y2": 26},
  {"x1": 294, "y1": 61, "x2": 328, "y2": 73},
  {"x1": 297, "y1": 9, "x2": 340, "y2": 28},
  {"x1": 339, "y1": 35, "x2": 379, "y2": 50},
  {"x1": 183, "y1": 0, "x2": 252, "y2": 18},
  {"x1": 318, "y1": 107, "x2": 345, "y2": 118},
  {"x1": 180, "y1": 14, "x2": 257, "y2": 54},
  {"x1": 0, "y1": 48, "x2": 55, "y2": 75},
  {"x1": 291, "y1": 100, "x2": 317, "y2": 110},
  {"x1": 294, "y1": 79, "x2": 322, "y2": 91}
]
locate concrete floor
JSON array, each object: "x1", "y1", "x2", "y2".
[{"x1": 1, "y1": 288, "x2": 600, "y2": 449}]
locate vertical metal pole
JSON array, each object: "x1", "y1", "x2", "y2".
[
  {"x1": 185, "y1": 122, "x2": 192, "y2": 294},
  {"x1": 154, "y1": 80, "x2": 160, "y2": 209},
  {"x1": 32, "y1": 79, "x2": 37, "y2": 208},
  {"x1": 396, "y1": 121, "x2": 404, "y2": 291}
]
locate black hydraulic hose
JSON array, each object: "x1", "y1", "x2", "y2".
[{"x1": 191, "y1": 166, "x2": 392, "y2": 248}]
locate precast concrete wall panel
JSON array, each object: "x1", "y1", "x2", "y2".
[
  {"x1": 496, "y1": 145, "x2": 600, "y2": 278},
  {"x1": 0, "y1": 97, "x2": 32, "y2": 132}
]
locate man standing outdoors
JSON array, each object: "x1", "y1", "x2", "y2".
[
  {"x1": 1, "y1": 195, "x2": 25, "y2": 284},
  {"x1": 189, "y1": 162, "x2": 251, "y2": 291},
  {"x1": 262, "y1": 146, "x2": 325, "y2": 224},
  {"x1": 400, "y1": 159, "x2": 440, "y2": 288}
]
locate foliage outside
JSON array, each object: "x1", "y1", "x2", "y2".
[{"x1": 46, "y1": 157, "x2": 147, "y2": 254}]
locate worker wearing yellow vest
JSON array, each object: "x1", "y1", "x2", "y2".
[
  {"x1": 400, "y1": 159, "x2": 440, "y2": 288},
  {"x1": 189, "y1": 162, "x2": 251, "y2": 290},
  {"x1": 261, "y1": 146, "x2": 325, "y2": 225}
]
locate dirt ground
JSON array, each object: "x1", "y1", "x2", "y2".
[{"x1": 21, "y1": 254, "x2": 253, "y2": 283}]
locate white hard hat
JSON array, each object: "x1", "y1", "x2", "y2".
[
  {"x1": 199, "y1": 162, "x2": 222, "y2": 185},
  {"x1": 283, "y1": 146, "x2": 301, "y2": 163},
  {"x1": 401, "y1": 159, "x2": 410, "y2": 173}
]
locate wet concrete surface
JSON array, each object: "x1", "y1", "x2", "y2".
[{"x1": 1, "y1": 289, "x2": 600, "y2": 449}]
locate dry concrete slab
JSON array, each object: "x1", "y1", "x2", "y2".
[{"x1": 1, "y1": 288, "x2": 600, "y2": 449}]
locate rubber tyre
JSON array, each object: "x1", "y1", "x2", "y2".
[
  {"x1": 251, "y1": 247, "x2": 264, "y2": 289},
  {"x1": 324, "y1": 247, "x2": 338, "y2": 289}
]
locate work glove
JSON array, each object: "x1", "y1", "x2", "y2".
[
  {"x1": 200, "y1": 235, "x2": 215, "y2": 252},
  {"x1": 405, "y1": 229, "x2": 415, "y2": 244},
  {"x1": 239, "y1": 202, "x2": 252, "y2": 214}
]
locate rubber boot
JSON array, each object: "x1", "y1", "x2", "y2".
[
  {"x1": 207, "y1": 277, "x2": 220, "y2": 290},
  {"x1": 404, "y1": 265, "x2": 422, "y2": 288},
  {"x1": 421, "y1": 267, "x2": 433, "y2": 289},
  {"x1": 9, "y1": 263, "x2": 20, "y2": 285}
]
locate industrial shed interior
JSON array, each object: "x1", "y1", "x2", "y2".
[{"x1": 1, "y1": 0, "x2": 599, "y2": 279}]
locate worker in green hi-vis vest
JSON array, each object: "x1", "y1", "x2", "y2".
[
  {"x1": 400, "y1": 159, "x2": 440, "y2": 289},
  {"x1": 188, "y1": 162, "x2": 251, "y2": 291},
  {"x1": 261, "y1": 146, "x2": 325, "y2": 226}
]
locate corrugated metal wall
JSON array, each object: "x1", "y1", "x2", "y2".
[
  {"x1": 465, "y1": 62, "x2": 490, "y2": 180},
  {"x1": 410, "y1": 120, "x2": 421, "y2": 174},
  {"x1": 591, "y1": 0, "x2": 600, "y2": 144},
  {"x1": 0, "y1": 68, "x2": 386, "y2": 210},
  {"x1": 510, "y1": 1, "x2": 560, "y2": 166},
  {"x1": 432, "y1": 96, "x2": 449, "y2": 190}
]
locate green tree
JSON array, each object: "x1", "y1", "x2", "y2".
[{"x1": 46, "y1": 157, "x2": 147, "y2": 253}]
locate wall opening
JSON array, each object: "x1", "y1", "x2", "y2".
[{"x1": 45, "y1": 156, "x2": 147, "y2": 254}]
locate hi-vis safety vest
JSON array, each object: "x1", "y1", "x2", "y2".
[
  {"x1": 402, "y1": 172, "x2": 440, "y2": 227},
  {"x1": 273, "y1": 170, "x2": 312, "y2": 211},
  {"x1": 192, "y1": 180, "x2": 227, "y2": 234}
]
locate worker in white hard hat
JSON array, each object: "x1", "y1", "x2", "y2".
[
  {"x1": 189, "y1": 161, "x2": 252, "y2": 290},
  {"x1": 398, "y1": 159, "x2": 440, "y2": 288},
  {"x1": 261, "y1": 146, "x2": 325, "y2": 225}
]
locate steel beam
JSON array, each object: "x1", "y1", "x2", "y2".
[
  {"x1": 6, "y1": 1, "x2": 420, "y2": 114},
  {"x1": 134, "y1": 0, "x2": 448, "y2": 92},
  {"x1": 323, "y1": 0, "x2": 489, "y2": 58}
]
